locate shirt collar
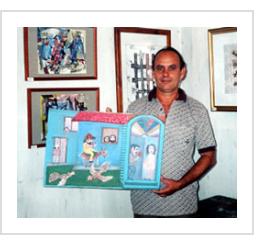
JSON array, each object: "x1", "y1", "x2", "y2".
[{"x1": 148, "y1": 87, "x2": 187, "y2": 102}]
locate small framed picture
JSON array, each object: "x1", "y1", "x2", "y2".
[
  {"x1": 102, "y1": 128, "x2": 119, "y2": 144},
  {"x1": 24, "y1": 27, "x2": 97, "y2": 80},
  {"x1": 27, "y1": 87, "x2": 99, "y2": 148},
  {"x1": 208, "y1": 27, "x2": 237, "y2": 111},
  {"x1": 114, "y1": 27, "x2": 171, "y2": 112}
]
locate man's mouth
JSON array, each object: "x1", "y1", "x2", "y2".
[{"x1": 160, "y1": 79, "x2": 171, "y2": 83}]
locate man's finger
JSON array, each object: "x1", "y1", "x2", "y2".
[
  {"x1": 152, "y1": 189, "x2": 169, "y2": 197},
  {"x1": 152, "y1": 186, "x2": 169, "y2": 194},
  {"x1": 105, "y1": 107, "x2": 112, "y2": 112},
  {"x1": 160, "y1": 176, "x2": 171, "y2": 184}
]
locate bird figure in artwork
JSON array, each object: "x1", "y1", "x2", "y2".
[
  {"x1": 49, "y1": 171, "x2": 75, "y2": 186},
  {"x1": 87, "y1": 162, "x2": 113, "y2": 183}
]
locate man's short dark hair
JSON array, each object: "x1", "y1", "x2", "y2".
[
  {"x1": 152, "y1": 46, "x2": 186, "y2": 70},
  {"x1": 131, "y1": 144, "x2": 140, "y2": 149}
]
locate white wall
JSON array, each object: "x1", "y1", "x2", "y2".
[
  {"x1": 180, "y1": 28, "x2": 237, "y2": 199},
  {"x1": 17, "y1": 27, "x2": 237, "y2": 218}
]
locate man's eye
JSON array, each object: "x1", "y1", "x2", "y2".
[
  {"x1": 168, "y1": 64, "x2": 177, "y2": 71},
  {"x1": 155, "y1": 65, "x2": 163, "y2": 71}
]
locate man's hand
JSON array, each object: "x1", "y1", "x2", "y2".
[
  {"x1": 105, "y1": 107, "x2": 113, "y2": 112},
  {"x1": 153, "y1": 150, "x2": 216, "y2": 198},
  {"x1": 152, "y1": 176, "x2": 183, "y2": 197}
]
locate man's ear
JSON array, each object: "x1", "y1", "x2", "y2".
[
  {"x1": 180, "y1": 67, "x2": 187, "y2": 81},
  {"x1": 152, "y1": 70, "x2": 157, "y2": 81}
]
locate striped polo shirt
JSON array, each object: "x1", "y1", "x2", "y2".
[{"x1": 127, "y1": 87, "x2": 216, "y2": 216}]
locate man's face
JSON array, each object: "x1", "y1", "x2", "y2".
[
  {"x1": 110, "y1": 135, "x2": 116, "y2": 143},
  {"x1": 153, "y1": 51, "x2": 186, "y2": 94},
  {"x1": 86, "y1": 139, "x2": 95, "y2": 148},
  {"x1": 43, "y1": 38, "x2": 49, "y2": 45},
  {"x1": 131, "y1": 146, "x2": 140, "y2": 156}
]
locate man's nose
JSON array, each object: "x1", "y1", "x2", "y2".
[{"x1": 162, "y1": 69, "x2": 169, "y2": 77}]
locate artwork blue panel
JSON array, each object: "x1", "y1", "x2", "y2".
[
  {"x1": 44, "y1": 111, "x2": 164, "y2": 189},
  {"x1": 122, "y1": 115, "x2": 165, "y2": 189}
]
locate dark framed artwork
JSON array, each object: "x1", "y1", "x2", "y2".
[
  {"x1": 27, "y1": 87, "x2": 100, "y2": 148},
  {"x1": 24, "y1": 27, "x2": 97, "y2": 81},
  {"x1": 208, "y1": 27, "x2": 237, "y2": 112},
  {"x1": 114, "y1": 27, "x2": 171, "y2": 112}
]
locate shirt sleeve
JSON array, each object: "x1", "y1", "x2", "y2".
[{"x1": 195, "y1": 106, "x2": 217, "y2": 153}]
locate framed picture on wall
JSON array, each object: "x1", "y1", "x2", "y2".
[
  {"x1": 208, "y1": 27, "x2": 237, "y2": 111},
  {"x1": 114, "y1": 27, "x2": 171, "y2": 112},
  {"x1": 24, "y1": 27, "x2": 97, "y2": 81},
  {"x1": 27, "y1": 87, "x2": 100, "y2": 148}
]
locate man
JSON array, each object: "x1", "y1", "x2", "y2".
[
  {"x1": 128, "y1": 144, "x2": 142, "y2": 180},
  {"x1": 81, "y1": 133, "x2": 98, "y2": 166},
  {"x1": 39, "y1": 34, "x2": 52, "y2": 74},
  {"x1": 127, "y1": 47, "x2": 217, "y2": 217}
]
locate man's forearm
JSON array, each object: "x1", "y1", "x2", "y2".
[{"x1": 178, "y1": 150, "x2": 216, "y2": 189}]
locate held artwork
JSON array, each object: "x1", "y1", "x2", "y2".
[{"x1": 44, "y1": 110, "x2": 165, "y2": 189}]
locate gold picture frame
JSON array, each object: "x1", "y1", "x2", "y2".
[{"x1": 208, "y1": 27, "x2": 237, "y2": 112}]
